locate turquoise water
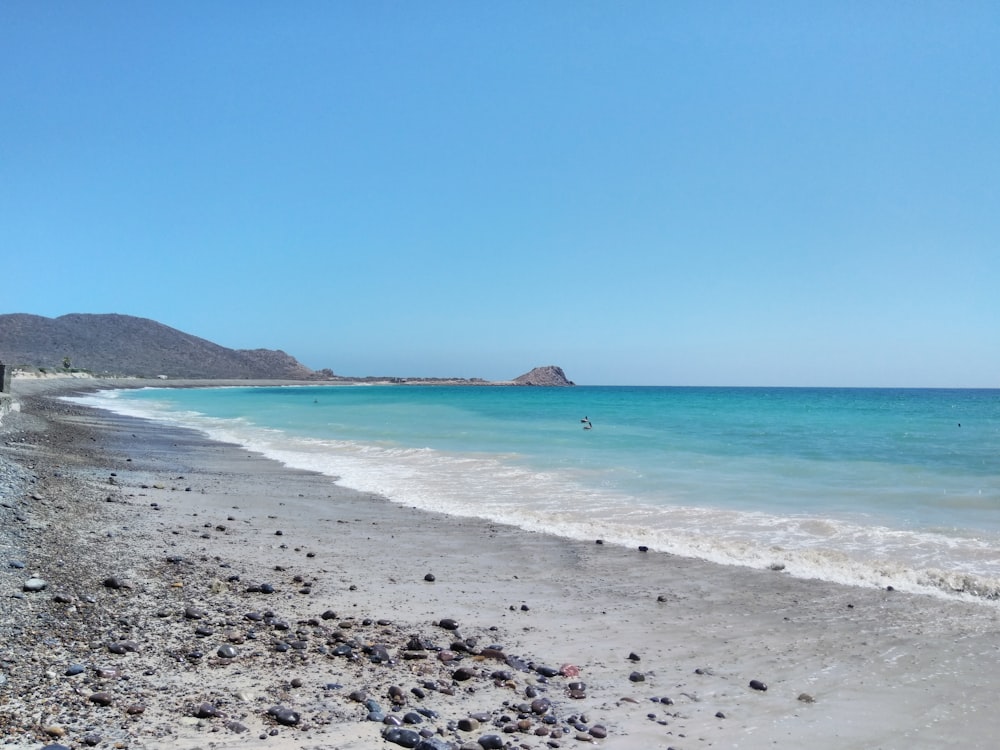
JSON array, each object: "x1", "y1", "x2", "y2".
[{"x1": 74, "y1": 385, "x2": 1000, "y2": 601}]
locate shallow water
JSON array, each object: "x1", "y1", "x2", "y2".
[{"x1": 72, "y1": 385, "x2": 1000, "y2": 602}]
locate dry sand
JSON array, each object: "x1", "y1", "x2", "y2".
[{"x1": 2, "y1": 376, "x2": 1000, "y2": 749}]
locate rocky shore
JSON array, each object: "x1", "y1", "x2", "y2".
[{"x1": 4, "y1": 378, "x2": 1000, "y2": 749}]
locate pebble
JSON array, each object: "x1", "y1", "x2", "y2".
[
  {"x1": 629, "y1": 671, "x2": 646, "y2": 682},
  {"x1": 438, "y1": 618, "x2": 460, "y2": 630},
  {"x1": 64, "y1": 664, "x2": 85, "y2": 676},
  {"x1": 416, "y1": 739, "x2": 452, "y2": 750},
  {"x1": 195, "y1": 702, "x2": 219, "y2": 718},
  {"x1": 267, "y1": 705, "x2": 301, "y2": 726},
  {"x1": 218, "y1": 644, "x2": 238, "y2": 658},
  {"x1": 749, "y1": 679, "x2": 768, "y2": 692},
  {"x1": 108, "y1": 640, "x2": 139, "y2": 654},
  {"x1": 88, "y1": 691, "x2": 113, "y2": 706},
  {"x1": 531, "y1": 697, "x2": 552, "y2": 715},
  {"x1": 22, "y1": 577, "x2": 47, "y2": 592},
  {"x1": 382, "y1": 726, "x2": 421, "y2": 747}
]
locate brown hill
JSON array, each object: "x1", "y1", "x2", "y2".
[{"x1": 0, "y1": 313, "x2": 318, "y2": 380}]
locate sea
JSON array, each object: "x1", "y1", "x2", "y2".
[{"x1": 70, "y1": 385, "x2": 1000, "y2": 603}]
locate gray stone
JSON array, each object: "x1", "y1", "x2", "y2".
[
  {"x1": 267, "y1": 705, "x2": 300, "y2": 726},
  {"x1": 195, "y1": 702, "x2": 219, "y2": 718},
  {"x1": 414, "y1": 739, "x2": 452, "y2": 750},
  {"x1": 382, "y1": 727, "x2": 422, "y2": 748}
]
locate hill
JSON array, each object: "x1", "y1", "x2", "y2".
[
  {"x1": 0, "y1": 313, "x2": 319, "y2": 380},
  {"x1": 512, "y1": 365, "x2": 575, "y2": 386}
]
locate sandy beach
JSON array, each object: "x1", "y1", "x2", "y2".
[{"x1": 3, "y1": 376, "x2": 1000, "y2": 750}]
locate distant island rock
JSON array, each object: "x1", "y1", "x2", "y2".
[{"x1": 512, "y1": 365, "x2": 575, "y2": 387}]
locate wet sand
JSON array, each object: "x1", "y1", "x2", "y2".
[{"x1": 3, "y1": 376, "x2": 1000, "y2": 749}]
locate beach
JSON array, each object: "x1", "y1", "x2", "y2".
[{"x1": 3, "y1": 377, "x2": 1000, "y2": 749}]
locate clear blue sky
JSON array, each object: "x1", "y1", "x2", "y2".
[{"x1": 3, "y1": 2, "x2": 998, "y2": 386}]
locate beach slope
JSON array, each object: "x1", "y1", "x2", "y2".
[{"x1": 2, "y1": 377, "x2": 1000, "y2": 749}]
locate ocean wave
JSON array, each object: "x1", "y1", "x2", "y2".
[{"x1": 67, "y1": 389, "x2": 1000, "y2": 605}]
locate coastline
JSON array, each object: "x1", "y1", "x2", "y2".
[{"x1": 3, "y1": 377, "x2": 1000, "y2": 749}]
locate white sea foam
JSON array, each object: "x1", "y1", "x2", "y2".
[{"x1": 67, "y1": 389, "x2": 1000, "y2": 604}]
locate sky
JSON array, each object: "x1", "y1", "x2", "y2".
[{"x1": 2, "y1": 2, "x2": 998, "y2": 387}]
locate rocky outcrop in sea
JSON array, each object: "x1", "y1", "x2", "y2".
[{"x1": 511, "y1": 366, "x2": 575, "y2": 387}]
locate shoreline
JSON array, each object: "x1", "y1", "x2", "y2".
[{"x1": 3, "y1": 377, "x2": 1000, "y2": 748}]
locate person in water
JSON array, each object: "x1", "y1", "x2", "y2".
[{"x1": 581, "y1": 416, "x2": 592, "y2": 430}]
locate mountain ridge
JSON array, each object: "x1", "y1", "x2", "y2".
[
  {"x1": 0, "y1": 313, "x2": 575, "y2": 385},
  {"x1": 0, "y1": 313, "x2": 318, "y2": 380}
]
